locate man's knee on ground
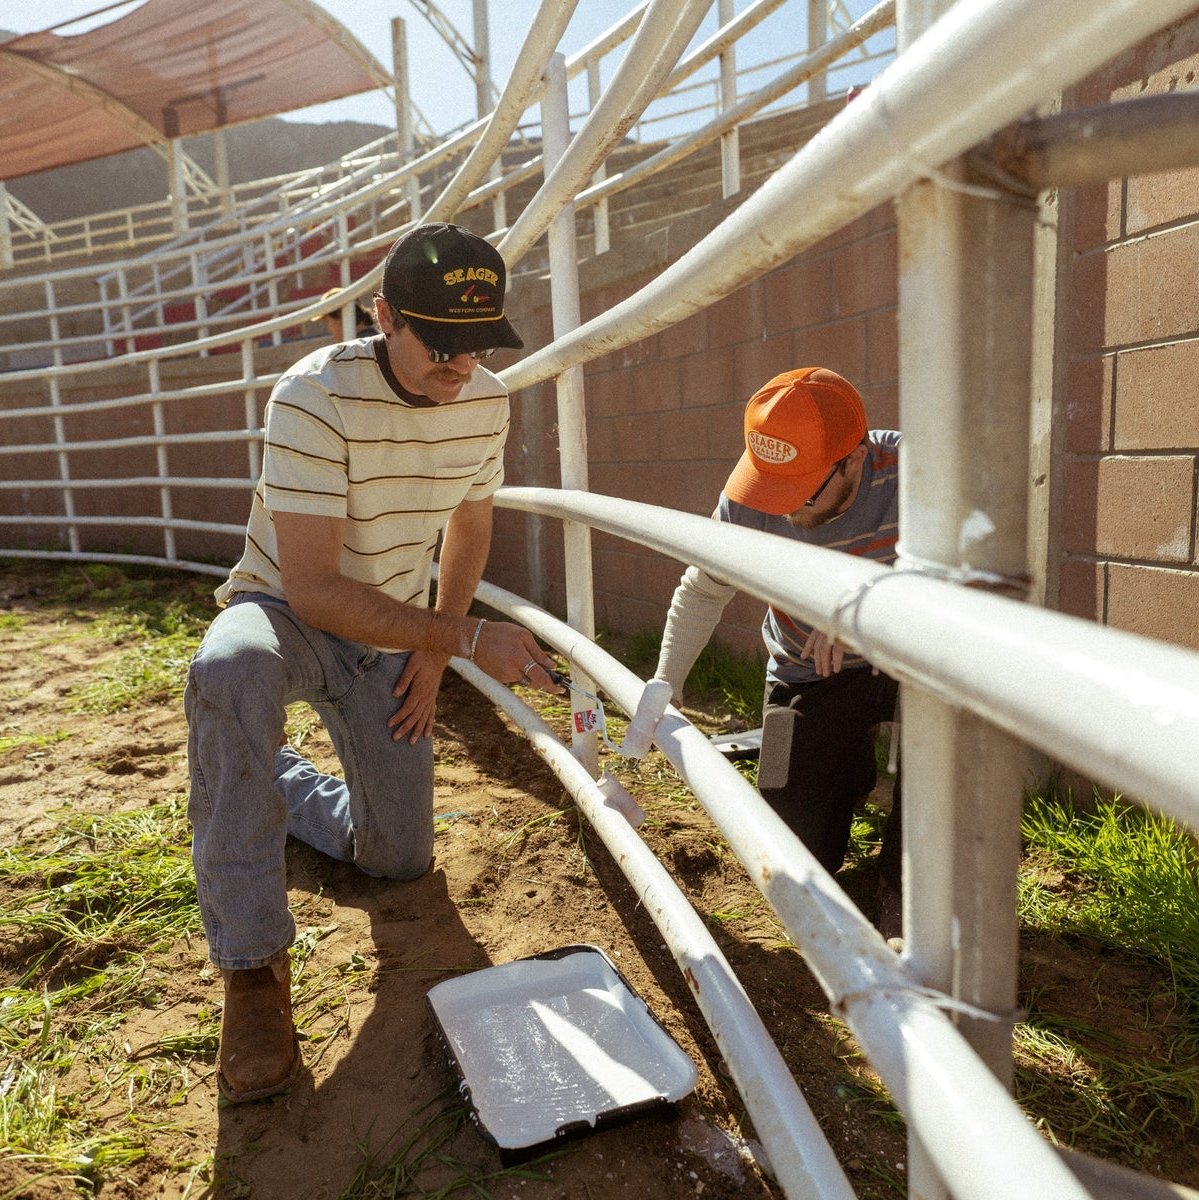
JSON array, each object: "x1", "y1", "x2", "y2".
[{"x1": 357, "y1": 843, "x2": 433, "y2": 882}]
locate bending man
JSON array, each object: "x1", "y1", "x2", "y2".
[{"x1": 655, "y1": 367, "x2": 902, "y2": 942}]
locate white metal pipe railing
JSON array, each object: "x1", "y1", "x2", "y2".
[
  {"x1": 494, "y1": 488, "x2": 1199, "y2": 848},
  {"x1": 454, "y1": 653, "x2": 856, "y2": 1200},
  {"x1": 0, "y1": 514, "x2": 246, "y2": 536},
  {"x1": 2, "y1": 5, "x2": 1198, "y2": 1198},
  {"x1": 893, "y1": 0, "x2": 1040, "y2": 1188},
  {"x1": 0, "y1": 11, "x2": 764, "y2": 374},
  {"x1": 468, "y1": 570, "x2": 1089, "y2": 1200},
  {"x1": 571, "y1": 0, "x2": 893, "y2": 222},
  {"x1": 543, "y1": 52, "x2": 599, "y2": 774},
  {"x1": 424, "y1": 0, "x2": 579, "y2": 221},
  {"x1": 0, "y1": 3, "x2": 875, "y2": 375},
  {"x1": 500, "y1": 0, "x2": 711, "y2": 265},
  {"x1": 501, "y1": 0, "x2": 1198, "y2": 396}
]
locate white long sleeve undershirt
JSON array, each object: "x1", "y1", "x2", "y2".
[{"x1": 653, "y1": 564, "x2": 738, "y2": 696}]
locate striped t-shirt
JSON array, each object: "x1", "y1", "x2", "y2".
[
  {"x1": 216, "y1": 335, "x2": 510, "y2": 643},
  {"x1": 719, "y1": 430, "x2": 900, "y2": 685}
]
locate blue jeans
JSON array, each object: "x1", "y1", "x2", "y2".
[{"x1": 184, "y1": 594, "x2": 434, "y2": 969}]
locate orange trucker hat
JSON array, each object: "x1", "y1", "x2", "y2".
[{"x1": 723, "y1": 367, "x2": 866, "y2": 515}]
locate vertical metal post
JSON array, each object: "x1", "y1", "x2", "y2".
[
  {"x1": 392, "y1": 18, "x2": 423, "y2": 222},
  {"x1": 895, "y1": 0, "x2": 1037, "y2": 1196},
  {"x1": 212, "y1": 127, "x2": 232, "y2": 213},
  {"x1": 191, "y1": 250, "x2": 210, "y2": 354},
  {"x1": 47, "y1": 373, "x2": 79, "y2": 555},
  {"x1": 472, "y1": 0, "x2": 492, "y2": 120},
  {"x1": 807, "y1": 0, "x2": 827, "y2": 104},
  {"x1": 0, "y1": 183, "x2": 13, "y2": 271},
  {"x1": 149, "y1": 358, "x2": 177, "y2": 562},
  {"x1": 1027, "y1": 98, "x2": 1064, "y2": 613},
  {"x1": 473, "y1": 0, "x2": 506, "y2": 232},
  {"x1": 118, "y1": 268, "x2": 134, "y2": 355},
  {"x1": 718, "y1": 0, "x2": 741, "y2": 197},
  {"x1": 543, "y1": 52, "x2": 599, "y2": 775},
  {"x1": 99, "y1": 276, "x2": 113, "y2": 356},
  {"x1": 168, "y1": 137, "x2": 189, "y2": 232},
  {"x1": 44, "y1": 280, "x2": 62, "y2": 370},
  {"x1": 587, "y1": 59, "x2": 611, "y2": 255},
  {"x1": 242, "y1": 339, "x2": 262, "y2": 484},
  {"x1": 153, "y1": 262, "x2": 165, "y2": 329}
]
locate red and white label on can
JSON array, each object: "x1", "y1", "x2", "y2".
[{"x1": 573, "y1": 708, "x2": 601, "y2": 734}]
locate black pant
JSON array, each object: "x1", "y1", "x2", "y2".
[{"x1": 758, "y1": 666, "x2": 901, "y2": 889}]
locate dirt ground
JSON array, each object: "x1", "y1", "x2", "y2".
[{"x1": 1, "y1": 560, "x2": 1196, "y2": 1199}]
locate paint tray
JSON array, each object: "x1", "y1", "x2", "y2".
[{"x1": 426, "y1": 944, "x2": 697, "y2": 1153}]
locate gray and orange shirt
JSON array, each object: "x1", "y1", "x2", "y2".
[{"x1": 655, "y1": 431, "x2": 900, "y2": 691}]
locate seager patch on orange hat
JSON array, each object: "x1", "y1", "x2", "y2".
[{"x1": 724, "y1": 367, "x2": 866, "y2": 515}]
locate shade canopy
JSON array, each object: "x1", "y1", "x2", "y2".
[{"x1": 0, "y1": 0, "x2": 392, "y2": 180}]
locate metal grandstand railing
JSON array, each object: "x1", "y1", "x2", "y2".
[
  {"x1": 3, "y1": 2, "x2": 1199, "y2": 1198},
  {"x1": 0, "y1": 0, "x2": 889, "y2": 365}
]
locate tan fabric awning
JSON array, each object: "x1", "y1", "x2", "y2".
[{"x1": 0, "y1": 0, "x2": 391, "y2": 180}]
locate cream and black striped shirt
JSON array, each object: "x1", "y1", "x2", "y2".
[{"x1": 217, "y1": 336, "x2": 509, "y2": 645}]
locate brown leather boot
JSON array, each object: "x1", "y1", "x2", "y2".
[{"x1": 218, "y1": 950, "x2": 302, "y2": 1103}]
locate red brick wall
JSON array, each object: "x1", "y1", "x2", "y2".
[{"x1": 1051, "y1": 12, "x2": 1199, "y2": 652}]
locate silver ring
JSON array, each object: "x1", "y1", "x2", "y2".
[{"x1": 521, "y1": 659, "x2": 537, "y2": 676}]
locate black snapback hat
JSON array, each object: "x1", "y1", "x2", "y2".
[{"x1": 380, "y1": 223, "x2": 523, "y2": 356}]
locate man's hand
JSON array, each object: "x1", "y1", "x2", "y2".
[
  {"x1": 801, "y1": 628, "x2": 844, "y2": 677},
  {"x1": 472, "y1": 620, "x2": 564, "y2": 694},
  {"x1": 388, "y1": 649, "x2": 450, "y2": 743}
]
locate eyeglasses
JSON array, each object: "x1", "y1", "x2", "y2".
[
  {"x1": 804, "y1": 458, "x2": 846, "y2": 507},
  {"x1": 389, "y1": 311, "x2": 497, "y2": 363}
]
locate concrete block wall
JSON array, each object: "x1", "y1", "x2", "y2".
[
  {"x1": 1049, "y1": 12, "x2": 1199, "y2": 653},
  {"x1": 496, "y1": 200, "x2": 899, "y2": 658}
]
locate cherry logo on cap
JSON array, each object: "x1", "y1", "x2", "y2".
[{"x1": 748, "y1": 430, "x2": 798, "y2": 464}]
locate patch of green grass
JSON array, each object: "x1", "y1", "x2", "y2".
[
  {"x1": 1015, "y1": 1021, "x2": 1199, "y2": 1160},
  {"x1": 1015, "y1": 787, "x2": 1199, "y2": 1161},
  {"x1": 1020, "y1": 789, "x2": 1199, "y2": 1014},
  {"x1": 624, "y1": 628, "x2": 764, "y2": 723},
  {"x1": 846, "y1": 801, "x2": 888, "y2": 866},
  {"x1": 70, "y1": 608, "x2": 207, "y2": 714},
  {"x1": 0, "y1": 795, "x2": 203, "y2": 1192},
  {"x1": 0, "y1": 795, "x2": 198, "y2": 984},
  {"x1": 22, "y1": 564, "x2": 215, "y2": 715},
  {"x1": 335, "y1": 1089, "x2": 565, "y2": 1200},
  {"x1": 0, "y1": 730, "x2": 69, "y2": 755},
  {"x1": 0, "y1": 612, "x2": 27, "y2": 631}
]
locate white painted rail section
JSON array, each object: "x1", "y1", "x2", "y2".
[
  {"x1": 501, "y1": 0, "x2": 1199, "y2": 394},
  {"x1": 463, "y1": 573, "x2": 1091, "y2": 1200},
  {"x1": 496, "y1": 487, "x2": 1199, "y2": 833},
  {"x1": 453, "y1": 647, "x2": 858, "y2": 1200}
]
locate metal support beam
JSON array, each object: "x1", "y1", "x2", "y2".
[
  {"x1": 392, "y1": 17, "x2": 423, "y2": 221},
  {"x1": 718, "y1": 0, "x2": 741, "y2": 197},
  {"x1": 808, "y1": 0, "x2": 828, "y2": 103},
  {"x1": 981, "y1": 90, "x2": 1199, "y2": 188},
  {"x1": 0, "y1": 183, "x2": 13, "y2": 270}
]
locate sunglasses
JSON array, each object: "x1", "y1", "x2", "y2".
[
  {"x1": 804, "y1": 457, "x2": 847, "y2": 507},
  {"x1": 384, "y1": 305, "x2": 497, "y2": 363}
]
